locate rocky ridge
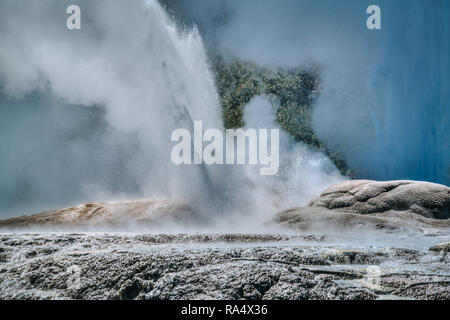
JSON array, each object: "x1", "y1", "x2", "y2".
[{"x1": 0, "y1": 233, "x2": 449, "y2": 300}]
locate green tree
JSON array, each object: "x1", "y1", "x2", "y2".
[{"x1": 209, "y1": 51, "x2": 352, "y2": 176}]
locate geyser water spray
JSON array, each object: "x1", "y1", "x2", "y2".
[{"x1": 0, "y1": 0, "x2": 344, "y2": 226}]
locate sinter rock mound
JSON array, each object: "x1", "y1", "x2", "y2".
[
  {"x1": 309, "y1": 180, "x2": 450, "y2": 219},
  {"x1": 1, "y1": 180, "x2": 448, "y2": 232},
  {"x1": 0, "y1": 200, "x2": 194, "y2": 231},
  {"x1": 275, "y1": 180, "x2": 450, "y2": 232}
]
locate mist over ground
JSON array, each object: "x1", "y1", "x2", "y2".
[{"x1": 0, "y1": 0, "x2": 448, "y2": 223}]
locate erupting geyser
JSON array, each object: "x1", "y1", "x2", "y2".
[
  {"x1": 0, "y1": 0, "x2": 344, "y2": 225},
  {"x1": 0, "y1": 0, "x2": 449, "y2": 302}
]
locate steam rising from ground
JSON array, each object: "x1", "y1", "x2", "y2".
[
  {"x1": 2, "y1": 0, "x2": 447, "y2": 234},
  {"x1": 0, "y1": 0, "x2": 344, "y2": 228},
  {"x1": 0, "y1": 0, "x2": 222, "y2": 217},
  {"x1": 166, "y1": 0, "x2": 449, "y2": 185}
]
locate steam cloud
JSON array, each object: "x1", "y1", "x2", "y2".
[
  {"x1": 0, "y1": 0, "x2": 344, "y2": 223},
  {"x1": 0, "y1": 0, "x2": 448, "y2": 225},
  {"x1": 164, "y1": 0, "x2": 449, "y2": 184},
  {"x1": 0, "y1": 0, "x2": 224, "y2": 217}
]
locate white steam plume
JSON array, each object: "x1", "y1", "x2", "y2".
[
  {"x1": 167, "y1": 0, "x2": 449, "y2": 185},
  {"x1": 0, "y1": 0, "x2": 346, "y2": 229},
  {"x1": 0, "y1": 0, "x2": 224, "y2": 217}
]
